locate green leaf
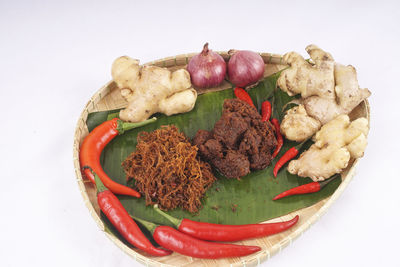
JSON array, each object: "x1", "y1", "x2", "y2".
[
  {"x1": 272, "y1": 87, "x2": 294, "y2": 121},
  {"x1": 87, "y1": 108, "x2": 120, "y2": 132},
  {"x1": 283, "y1": 102, "x2": 299, "y2": 113},
  {"x1": 87, "y1": 73, "x2": 341, "y2": 228}
]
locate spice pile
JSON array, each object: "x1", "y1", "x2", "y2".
[
  {"x1": 122, "y1": 125, "x2": 216, "y2": 213},
  {"x1": 193, "y1": 98, "x2": 276, "y2": 178}
]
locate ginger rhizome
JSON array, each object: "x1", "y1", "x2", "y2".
[
  {"x1": 278, "y1": 45, "x2": 335, "y2": 100},
  {"x1": 287, "y1": 115, "x2": 368, "y2": 181},
  {"x1": 279, "y1": 104, "x2": 321, "y2": 142},
  {"x1": 111, "y1": 56, "x2": 197, "y2": 122},
  {"x1": 278, "y1": 45, "x2": 370, "y2": 141}
]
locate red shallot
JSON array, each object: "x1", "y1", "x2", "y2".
[
  {"x1": 228, "y1": 50, "x2": 265, "y2": 87},
  {"x1": 187, "y1": 43, "x2": 227, "y2": 88}
]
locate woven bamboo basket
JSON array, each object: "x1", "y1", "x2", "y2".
[{"x1": 73, "y1": 51, "x2": 370, "y2": 267}]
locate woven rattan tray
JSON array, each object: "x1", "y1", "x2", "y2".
[{"x1": 73, "y1": 51, "x2": 370, "y2": 267}]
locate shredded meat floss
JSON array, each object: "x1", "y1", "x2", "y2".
[{"x1": 122, "y1": 125, "x2": 216, "y2": 213}]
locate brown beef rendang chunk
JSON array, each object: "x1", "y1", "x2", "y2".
[{"x1": 193, "y1": 98, "x2": 277, "y2": 178}]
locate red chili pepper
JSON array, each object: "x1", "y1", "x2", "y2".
[
  {"x1": 79, "y1": 117, "x2": 156, "y2": 197},
  {"x1": 261, "y1": 101, "x2": 272, "y2": 122},
  {"x1": 271, "y1": 118, "x2": 283, "y2": 158},
  {"x1": 234, "y1": 87, "x2": 255, "y2": 108},
  {"x1": 154, "y1": 205, "x2": 298, "y2": 242},
  {"x1": 273, "y1": 140, "x2": 307, "y2": 177},
  {"x1": 273, "y1": 175, "x2": 340, "y2": 200},
  {"x1": 273, "y1": 147, "x2": 298, "y2": 177},
  {"x1": 132, "y1": 216, "x2": 261, "y2": 259},
  {"x1": 91, "y1": 169, "x2": 171, "y2": 256}
]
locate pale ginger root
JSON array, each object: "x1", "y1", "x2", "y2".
[
  {"x1": 280, "y1": 105, "x2": 321, "y2": 142},
  {"x1": 334, "y1": 64, "x2": 368, "y2": 112},
  {"x1": 303, "y1": 63, "x2": 371, "y2": 125},
  {"x1": 288, "y1": 145, "x2": 350, "y2": 181},
  {"x1": 278, "y1": 45, "x2": 371, "y2": 141},
  {"x1": 313, "y1": 114, "x2": 369, "y2": 158},
  {"x1": 288, "y1": 114, "x2": 369, "y2": 181},
  {"x1": 158, "y1": 89, "x2": 198, "y2": 116},
  {"x1": 112, "y1": 56, "x2": 197, "y2": 122},
  {"x1": 277, "y1": 44, "x2": 335, "y2": 99}
]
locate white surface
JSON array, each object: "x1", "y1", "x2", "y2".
[{"x1": 0, "y1": 1, "x2": 399, "y2": 266}]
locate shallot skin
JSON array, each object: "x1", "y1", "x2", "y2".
[
  {"x1": 187, "y1": 43, "x2": 227, "y2": 88},
  {"x1": 228, "y1": 50, "x2": 265, "y2": 87}
]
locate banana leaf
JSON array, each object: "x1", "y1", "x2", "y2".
[{"x1": 87, "y1": 73, "x2": 341, "y2": 239}]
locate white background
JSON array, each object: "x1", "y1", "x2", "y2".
[{"x1": 1, "y1": 0, "x2": 399, "y2": 266}]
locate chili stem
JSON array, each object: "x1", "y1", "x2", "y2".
[
  {"x1": 117, "y1": 117, "x2": 157, "y2": 134},
  {"x1": 295, "y1": 139, "x2": 310, "y2": 151},
  {"x1": 84, "y1": 167, "x2": 107, "y2": 193},
  {"x1": 106, "y1": 112, "x2": 120, "y2": 121},
  {"x1": 130, "y1": 214, "x2": 158, "y2": 234},
  {"x1": 319, "y1": 174, "x2": 341, "y2": 188},
  {"x1": 154, "y1": 205, "x2": 181, "y2": 228}
]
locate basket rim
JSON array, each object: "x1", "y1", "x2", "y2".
[{"x1": 72, "y1": 51, "x2": 371, "y2": 267}]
